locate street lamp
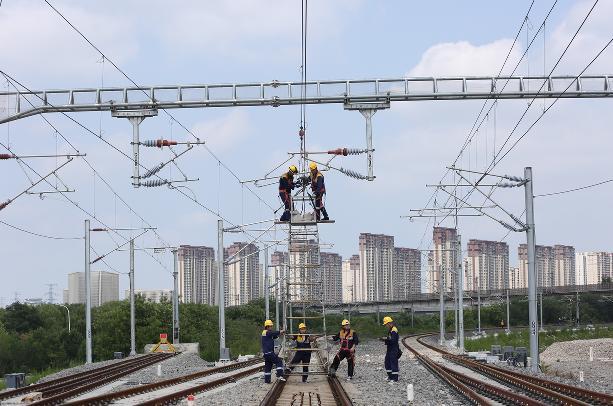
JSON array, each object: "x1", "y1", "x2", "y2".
[{"x1": 59, "y1": 304, "x2": 71, "y2": 332}]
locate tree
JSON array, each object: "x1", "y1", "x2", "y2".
[{"x1": 2, "y1": 303, "x2": 43, "y2": 334}]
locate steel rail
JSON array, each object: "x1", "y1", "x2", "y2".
[
  {"x1": 0, "y1": 353, "x2": 171, "y2": 401},
  {"x1": 64, "y1": 357, "x2": 264, "y2": 405},
  {"x1": 27, "y1": 353, "x2": 174, "y2": 405},
  {"x1": 1, "y1": 75, "x2": 611, "y2": 124},
  {"x1": 136, "y1": 365, "x2": 263, "y2": 406},
  {"x1": 414, "y1": 334, "x2": 613, "y2": 405}
]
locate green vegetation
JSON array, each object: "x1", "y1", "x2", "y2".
[
  {"x1": 464, "y1": 326, "x2": 613, "y2": 352},
  {"x1": 0, "y1": 291, "x2": 611, "y2": 379}
]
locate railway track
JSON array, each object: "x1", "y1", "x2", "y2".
[
  {"x1": 64, "y1": 357, "x2": 263, "y2": 405},
  {"x1": 259, "y1": 348, "x2": 353, "y2": 406},
  {"x1": 0, "y1": 353, "x2": 174, "y2": 405},
  {"x1": 403, "y1": 333, "x2": 613, "y2": 406}
]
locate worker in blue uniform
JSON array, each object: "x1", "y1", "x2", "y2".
[
  {"x1": 380, "y1": 316, "x2": 400, "y2": 383},
  {"x1": 287, "y1": 322, "x2": 313, "y2": 382},
  {"x1": 308, "y1": 162, "x2": 329, "y2": 221},
  {"x1": 261, "y1": 319, "x2": 286, "y2": 383},
  {"x1": 279, "y1": 165, "x2": 298, "y2": 222},
  {"x1": 329, "y1": 319, "x2": 358, "y2": 380}
]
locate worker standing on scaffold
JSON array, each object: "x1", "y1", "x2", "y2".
[
  {"x1": 308, "y1": 162, "x2": 329, "y2": 221},
  {"x1": 279, "y1": 165, "x2": 298, "y2": 222},
  {"x1": 329, "y1": 319, "x2": 358, "y2": 381},
  {"x1": 287, "y1": 322, "x2": 313, "y2": 382},
  {"x1": 380, "y1": 316, "x2": 400, "y2": 383},
  {"x1": 261, "y1": 320, "x2": 286, "y2": 383}
]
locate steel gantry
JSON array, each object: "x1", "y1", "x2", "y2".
[{"x1": 1, "y1": 74, "x2": 612, "y2": 124}]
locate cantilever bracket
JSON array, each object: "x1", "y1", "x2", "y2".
[
  {"x1": 344, "y1": 102, "x2": 389, "y2": 181},
  {"x1": 111, "y1": 109, "x2": 158, "y2": 188}
]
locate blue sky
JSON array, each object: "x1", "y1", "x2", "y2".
[{"x1": 1, "y1": 0, "x2": 612, "y2": 302}]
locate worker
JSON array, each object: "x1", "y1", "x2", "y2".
[
  {"x1": 287, "y1": 322, "x2": 313, "y2": 383},
  {"x1": 261, "y1": 320, "x2": 286, "y2": 383},
  {"x1": 329, "y1": 319, "x2": 358, "y2": 380},
  {"x1": 279, "y1": 165, "x2": 298, "y2": 222},
  {"x1": 308, "y1": 162, "x2": 329, "y2": 221},
  {"x1": 379, "y1": 316, "x2": 400, "y2": 383}
]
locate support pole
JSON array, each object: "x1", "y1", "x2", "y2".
[
  {"x1": 454, "y1": 278, "x2": 458, "y2": 347},
  {"x1": 84, "y1": 219, "x2": 92, "y2": 364},
  {"x1": 360, "y1": 109, "x2": 375, "y2": 181},
  {"x1": 129, "y1": 239, "x2": 136, "y2": 356},
  {"x1": 129, "y1": 117, "x2": 142, "y2": 187},
  {"x1": 217, "y1": 219, "x2": 229, "y2": 361},
  {"x1": 539, "y1": 291, "x2": 545, "y2": 332},
  {"x1": 172, "y1": 249, "x2": 180, "y2": 344},
  {"x1": 506, "y1": 288, "x2": 511, "y2": 333},
  {"x1": 439, "y1": 265, "x2": 445, "y2": 345},
  {"x1": 275, "y1": 265, "x2": 280, "y2": 330},
  {"x1": 524, "y1": 167, "x2": 539, "y2": 372},
  {"x1": 575, "y1": 291, "x2": 580, "y2": 326},
  {"x1": 264, "y1": 247, "x2": 269, "y2": 320},
  {"x1": 457, "y1": 234, "x2": 464, "y2": 353},
  {"x1": 477, "y1": 276, "x2": 481, "y2": 334}
]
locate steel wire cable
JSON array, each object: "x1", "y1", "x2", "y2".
[
  {"x1": 42, "y1": 0, "x2": 276, "y2": 214},
  {"x1": 415, "y1": 0, "x2": 543, "y2": 228},
  {"x1": 534, "y1": 178, "x2": 613, "y2": 197},
  {"x1": 435, "y1": 0, "x2": 602, "y2": 232},
  {"x1": 0, "y1": 219, "x2": 82, "y2": 240},
  {"x1": 0, "y1": 139, "x2": 172, "y2": 273}
]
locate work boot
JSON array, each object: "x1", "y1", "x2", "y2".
[
  {"x1": 328, "y1": 367, "x2": 337, "y2": 377},
  {"x1": 321, "y1": 207, "x2": 329, "y2": 221}
]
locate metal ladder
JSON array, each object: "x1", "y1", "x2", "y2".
[{"x1": 280, "y1": 204, "x2": 331, "y2": 376}]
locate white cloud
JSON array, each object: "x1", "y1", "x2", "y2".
[
  {"x1": 190, "y1": 110, "x2": 250, "y2": 153},
  {"x1": 408, "y1": 39, "x2": 522, "y2": 77}
]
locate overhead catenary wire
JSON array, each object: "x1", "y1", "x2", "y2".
[
  {"x1": 435, "y1": 0, "x2": 602, "y2": 231},
  {"x1": 42, "y1": 0, "x2": 276, "y2": 214}
]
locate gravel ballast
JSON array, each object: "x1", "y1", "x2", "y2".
[
  {"x1": 37, "y1": 354, "x2": 148, "y2": 383},
  {"x1": 330, "y1": 339, "x2": 467, "y2": 406}
]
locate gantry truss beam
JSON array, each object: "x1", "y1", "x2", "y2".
[{"x1": 1, "y1": 74, "x2": 611, "y2": 124}]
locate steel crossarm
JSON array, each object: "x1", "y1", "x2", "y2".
[{"x1": 1, "y1": 74, "x2": 611, "y2": 124}]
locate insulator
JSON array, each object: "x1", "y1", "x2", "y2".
[
  {"x1": 0, "y1": 200, "x2": 10, "y2": 210},
  {"x1": 0, "y1": 154, "x2": 15, "y2": 159},
  {"x1": 140, "y1": 179, "x2": 169, "y2": 187},
  {"x1": 142, "y1": 139, "x2": 178, "y2": 148},
  {"x1": 142, "y1": 163, "x2": 164, "y2": 179},
  {"x1": 299, "y1": 128, "x2": 305, "y2": 138},
  {"x1": 505, "y1": 175, "x2": 523, "y2": 182},
  {"x1": 327, "y1": 148, "x2": 366, "y2": 156},
  {"x1": 338, "y1": 167, "x2": 368, "y2": 180}
]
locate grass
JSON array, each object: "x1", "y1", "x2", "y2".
[{"x1": 464, "y1": 325, "x2": 613, "y2": 352}]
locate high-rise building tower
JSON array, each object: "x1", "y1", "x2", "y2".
[
  {"x1": 519, "y1": 244, "x2": 555, "y2": 288},
  {"x1": 393, "y1": 247, "x2": 422, "y2": 299},
  {"x1": 427, "y1": 227, "x2": 457, "y2": 294},
  {"x1": 359, "y1": 233, "x2": 395, "y2": 302},
  {"x1": 464, "y1": 240, "x2": 509, "y2": 292},
  {"x1": 225, "y1": 242, "x2": 260, "y2": 306},
  {"x1": 271, "y1": 251, "x2": 289, "y2": 299},
  {"x1": 178, "y1": 245, "x2": 216, "y2": 305},
  {"x1": 508, "y1": 266, "x2": 527, "y2": 289},
  {"x1": 342, "y1": 255, "x2": 360, "y2": 303},
  {"x1": 67, "y1": 271, "x2": 119, "y2": 306},
  {"x1": 575, "y1": 252, "x2": 612, "y2": 285},
  {"x1": 321, "y1": 253, "x2": 343, "y2": 304},
  {"x1": 554, "y1": 245, "x2": 576, "y2": 287}
]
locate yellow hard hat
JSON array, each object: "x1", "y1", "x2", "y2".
[
  {"x1": 382, "y1": 316, "x2": 393, "y2": 325},
  {"x1": 341, "y1": 319, "x2": 350, "y2": 326},
  {"x1": 298, "y1": 323, "x2": 307, "y2": 329},
  {"x1": 289, "y1": 165, "x2": 298, "y2": 174},
  {"x1": 264, "y1": 319, "x2": 273, "y2": 327},
  {"x1": 309, "y1": 162, "x2": 317, "y2": 171}
]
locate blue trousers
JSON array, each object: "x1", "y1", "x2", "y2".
[
  {"x1": 263, "y1": 352, "x2": 284, "y2": 383},
  {"x1": 384, "y1": 348, "x2": 399, "y2": 381}
]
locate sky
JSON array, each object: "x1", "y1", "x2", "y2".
[{"x1": 1, "y1": 0, "x2": 612, "y2": 303}]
